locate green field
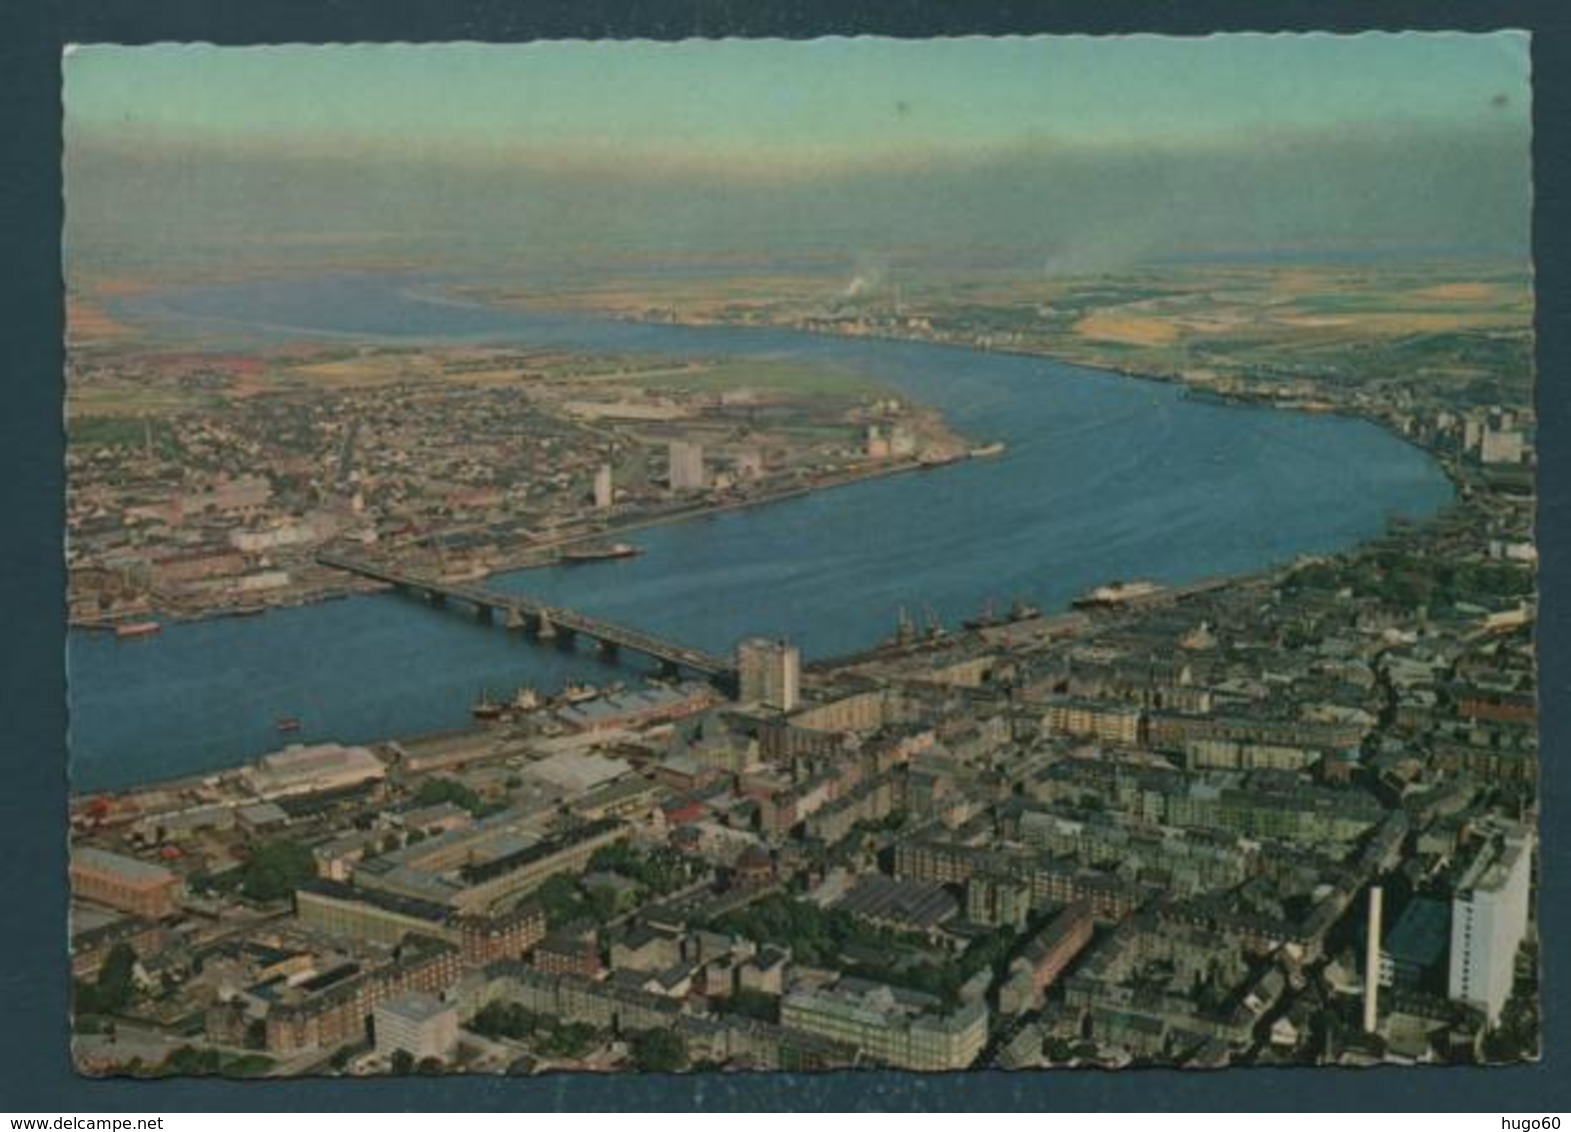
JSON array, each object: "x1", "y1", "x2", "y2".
[
  {"x1": 624, "y1": 359, "x2": 887, "y2": 398},
  {"x1": 68, "y1": 415, "x2": 176, "y2": 450}
]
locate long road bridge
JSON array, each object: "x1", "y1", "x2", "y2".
[{"x1": 316, "y1": 550, "x2": 735, "y2": 681}]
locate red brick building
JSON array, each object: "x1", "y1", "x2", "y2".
[
  {"x1": 70, "y1": 847, "x2": 179, "y2": 920},
  {"x1": 532, "y1": 928, "x2": 602, "y2": 979}
]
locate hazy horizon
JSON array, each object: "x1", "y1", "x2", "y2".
[{"x1": 64, "y1": 35, "x2": 1533, "y2": 279}]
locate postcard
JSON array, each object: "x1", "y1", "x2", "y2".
[{"x1": 62, "y1": 35, "x2": 1537, "y2": 1078}]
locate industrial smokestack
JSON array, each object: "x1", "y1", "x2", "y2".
[{"x1": 1363, "y1": 885, "x2": 1384, "y2": 1034}]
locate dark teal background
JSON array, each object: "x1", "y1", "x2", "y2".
[{"x1": 2, "y1": 0, "x2": 1565, "y2": 1111}]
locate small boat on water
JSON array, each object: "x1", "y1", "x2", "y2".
[
  {"x1": 560, "y1": 541, "x2": 642, "y2": 564},
  {"x1": 968, "y1": 441, "x2": 1007, "y2": 459},
  {"x1": 964, "y1": 596, "x2": 1041, "y2": 631},
  {"x1": 114, "y1": 621, "x2": 161, "y2": 640},
  {"x1": 472, "y1": 690, "x2": 505, "y2": 721},
  {"x1": 1072, "y1": 580, "x2": 1165, "y2": 609},
  {"x1": 275, "y1": 717, "x2": 302, "y2": 733},
  {"x1": 962, "y1": 600, "x2": 999, "y2": 631}
]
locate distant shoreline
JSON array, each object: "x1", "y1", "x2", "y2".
[
  {"x1": 68, "y1": 285, "x2": 1471, "y2": 799},
  {"x1": 67, "y1": 450, "x2": 971, "y2": 634},
  {"x1": 618, "y1": 306, "x2": 1469, "y2": 504}
]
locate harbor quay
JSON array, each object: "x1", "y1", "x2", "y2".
[{"x1": 67, "y1": 453, "x2": 1538, "y2": 1073}]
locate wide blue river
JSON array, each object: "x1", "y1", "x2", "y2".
[{"x1": 69, "y1": 276, "x2": 1452, "y2": 791}]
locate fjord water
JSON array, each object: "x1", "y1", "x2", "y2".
[{"x1": 69, "y1": 277, "x2": 1453, "y2": 791}]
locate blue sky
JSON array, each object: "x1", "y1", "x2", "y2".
[
  {"x1": 67, "y1": 35, "x2": 1529, "y2": 162},
  {"x1": 63, "y1": 35, "x2": 1533, "y2": 271}
]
